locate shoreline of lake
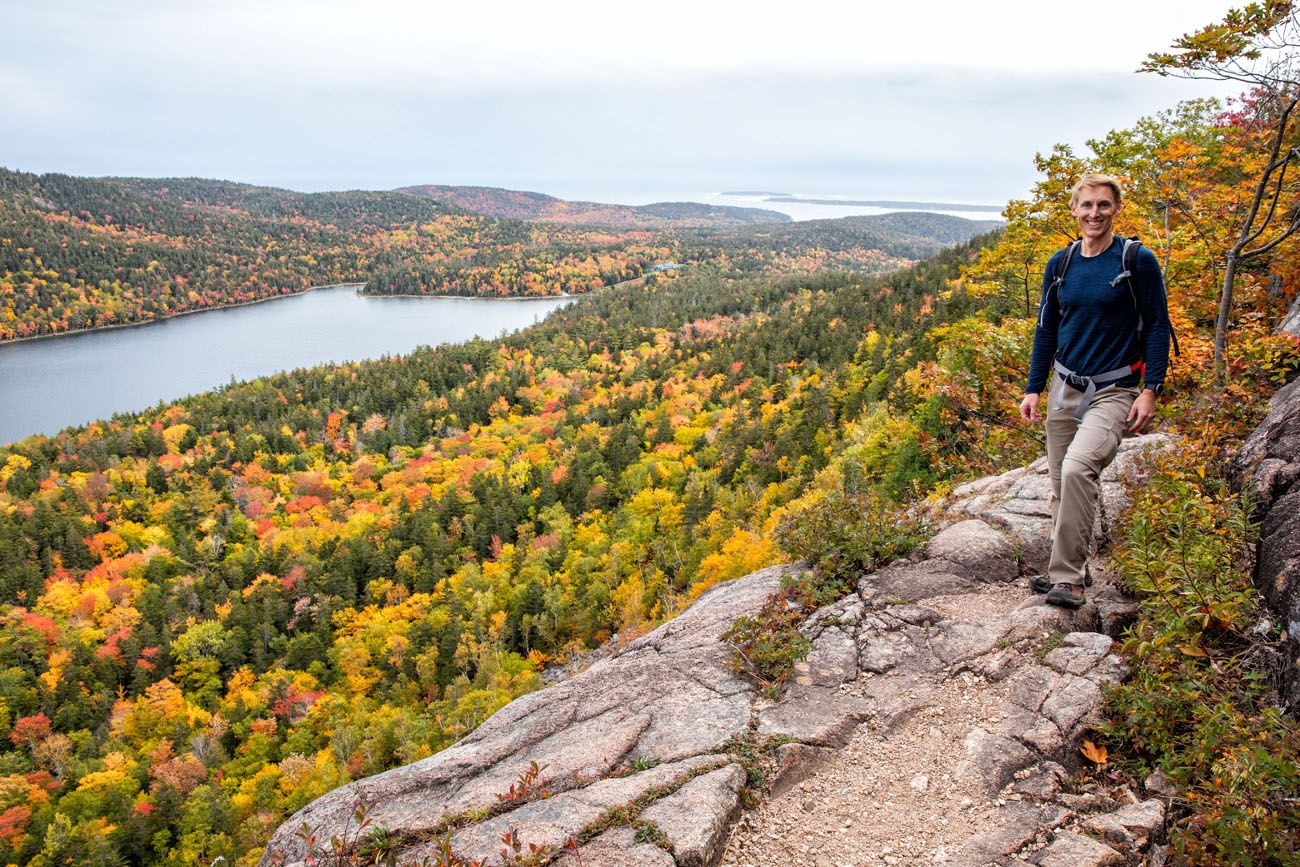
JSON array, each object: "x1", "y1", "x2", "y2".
[
  {"x1": 358, "y1": 290, "x2": 576, "y2": 301},
  {"x1": 0, "y1": 287, "x2": 576, "y2": 445},
  {"x1": 0, "y1": 283, "x2": 364, "y2": 346},
  {"x1": 1, "y1": 283, "x2": 583, "y2": 347}
]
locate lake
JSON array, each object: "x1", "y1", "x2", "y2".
[{"x1": 0, "y1": 286, "x2": 574, "y2": 446}]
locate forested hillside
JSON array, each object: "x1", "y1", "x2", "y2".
[
  {"x1": 681, "y1": 212, "x2": 1003, "y2": 275},
  {"x1": 360, "y1": 211, "x2": 994, "y2": 299},
  {"x1": 0, "y1": 235, "x2": 1002, "y2": 865},
  {"x1": 0, "y1": 171, "x2": 663, "y2": 341},
  {"x1": 0, "y1": 170, "x2": 991, "y2": 343}
]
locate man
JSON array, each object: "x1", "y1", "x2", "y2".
[{"x1": 1019, "y1": 174, "x2": 1171, "y2": 609}]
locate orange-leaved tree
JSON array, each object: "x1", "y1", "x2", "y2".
[{"x1": 1142, "y1": 0, "x2": 1300, "y2": 382}]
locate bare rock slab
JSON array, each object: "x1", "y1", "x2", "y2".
[
  {"x1": 435, "y1": 755, "x2": 723, "y2": 863},
  {"x1": 804, "y1": 627, "x2": 859, "y2": 686},
  {"x1": 925, "y1": 518, "x2": 1019, "y2": 582},
  {"x1": 1229, "y1": 377, "x2": 1300, "y2": 710},
  {"x1": 1230, "y1": 376, "x2": 1300, "y2": 503},
  {"x1": 445, "y1": 795, "x2": 607, "y2": 864},
  {"x1": 872, "y1": 558, "x2": 982, "y2": 602},
  {"x1": 641, "y1": 764, "x2": 746, "y2": 867},
  {"x1": 1083, "y1": 798, "x2": 1166, "y2": 848},
  {"x1": 950, "y1": 802, "x2": 1066, "y2": 867},
  {"x1": 554, "y1": 827, "x2": 675, "y2": 867},
  {"x1": 756, "y1": 685, "x2": 873, "y2": 746},
  {"x1": 259, "y1": 566, "x2": 789, "y2": 866},
  {"x1": 958, "y1": 726, "x2": 1035, "y2": 794},
  {"x1": 1041, "y1": 632, "x2": 1113, "y2": 675}
]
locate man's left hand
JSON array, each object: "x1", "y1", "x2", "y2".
[{"x1": 1127, "y1": 389, "x2": 1157, "y2": 433}]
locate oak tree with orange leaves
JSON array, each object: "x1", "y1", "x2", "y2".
[{"x1": 1143, "y1": 0, "x2": 1300, "y2": 381}]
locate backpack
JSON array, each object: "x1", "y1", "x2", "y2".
[{"x1": 1046, "y1": 236, "x2": 1181, "y2": 359}]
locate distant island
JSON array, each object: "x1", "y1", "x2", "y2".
[{"x1": 721, "y1": 190, "x2": 793, "y2": 197}]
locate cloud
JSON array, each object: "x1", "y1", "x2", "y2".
[
  {"x1": 306, "y1": 2, "x2": 1250, "y2": 80},
  {"x1": 6, "y1": 0, "x2": 1246, "y2": 90},
  {"x1": 0, "y1": 0, "x2": 1244, "y2": 201},
  {"x1": 0, "y1": 64, "x2": 72, "y2": 118}
]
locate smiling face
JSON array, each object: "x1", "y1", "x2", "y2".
[{"x1": 1070, "y1": 183, "x2": 1119, "y2": 247}]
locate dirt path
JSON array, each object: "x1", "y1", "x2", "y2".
[{"x1": 722, "y1": 586, "x2": 1033, "y2": 867}]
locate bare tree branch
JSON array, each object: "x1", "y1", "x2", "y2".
[
  {"x1": 1240, "y1": 146, "x2": 1295, "y2": 248},
  {"x1": 1234, "y1": 96, "x2": 1298, "y2": 252},
  {"x1": 1243, "y1": 211, "x2": 1300, "y2": 256}
]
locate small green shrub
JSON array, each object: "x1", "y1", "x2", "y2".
[
  {"x1": 722, "y1": 592, "x2": 812, "y2": 689},
  {"x1": 1101, "y1": 452, "x2": 1300, "y2": 865},
  {"x1": 1033, "y1": 629, "x2": 1065, "y2": 660},
  {"x1": 775, "y1": 488, "x2": 922, "y2": 586}
]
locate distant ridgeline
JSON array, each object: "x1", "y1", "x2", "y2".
[
  {"x1": 0, "y1": 167, "x2": 999, "y2": 341},
  {"x1": 396, "y1": 184, "x2": 795, "y2": 226},
  {"x1": 0, "y1": 235, "x2": 1001, "y2": 866}
]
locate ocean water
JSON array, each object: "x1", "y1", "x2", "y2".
[{"x1": 544, "y1": 188, "x2": 1005, "y2": 222}]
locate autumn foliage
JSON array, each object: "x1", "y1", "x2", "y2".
[
  {"x1": 0, "y1": 229, "x2": 991, "y2": 865},
  {"x1": 0, "y1": 8, "x2": 1297, "y2": 862},
  {"x1": 0, "y1": 172, "x2": 975, "y2": 343}
]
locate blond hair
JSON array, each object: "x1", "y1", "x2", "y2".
[{"x1": 1070, "y1": 174, "x2": 1123, "y2": 208}]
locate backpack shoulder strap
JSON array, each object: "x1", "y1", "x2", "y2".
[
  {"x1": 1119, "y1": 237, "x2": 1182, "y2": 359},
  {"x1": 1040, "y1": 241, "x2": 1079, "y2": 328},
  {"x1": 1051, "y1": 240, "x2": 1080, "y2": 289},
  {"x1": 1111, "y1": 236, "x2": 1140, "y2": 288}
]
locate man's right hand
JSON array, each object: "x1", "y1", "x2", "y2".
[{"x1": 1020, "y1": 393, "x2": 1042, "y2": 423}]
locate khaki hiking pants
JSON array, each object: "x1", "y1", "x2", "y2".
[{"x1": 1045, "y1": 373, "x2": 1140, "y2": 587}]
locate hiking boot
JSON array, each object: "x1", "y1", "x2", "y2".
[
  {"x1": 1029, "y1": 572, "x2": 1093, "y2": 593},
  {"x1": 1045, "y1": 583, "x2": 1086, "y2": 609}
]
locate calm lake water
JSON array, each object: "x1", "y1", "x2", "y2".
[{"x1": 0, "y1": 285, "x2": 574, "y2": 445}]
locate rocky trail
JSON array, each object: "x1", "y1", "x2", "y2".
[
  {"x1": 262, "y1": 436, "x2": 1173, "y2": 867},
  {"x1": 721, "y1": 559, "x2": 1152, "y2": 867}
]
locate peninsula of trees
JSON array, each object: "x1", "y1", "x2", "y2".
[{"x1": 0, "y1": 170, "x2": 994, "y2": 342}]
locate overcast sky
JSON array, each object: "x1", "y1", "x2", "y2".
[{"x1": 0, "y1": 0, "x2": 1245, "y2": 205}]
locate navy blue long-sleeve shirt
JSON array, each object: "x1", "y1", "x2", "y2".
[{"x1": 1025, "y1": 237, "x2": 1170, "y2": 395}]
